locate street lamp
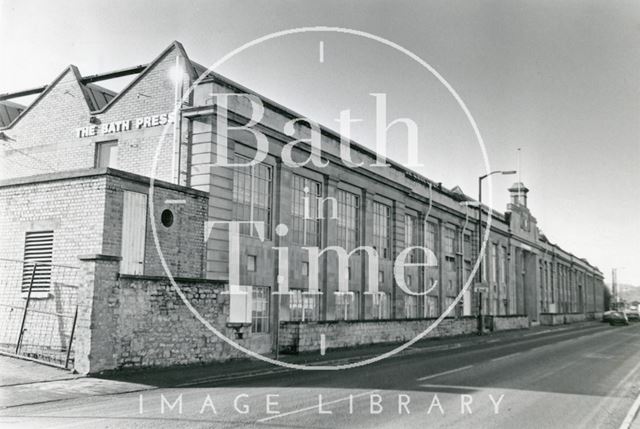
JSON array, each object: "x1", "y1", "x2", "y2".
[{"x1": 476, "y1": 170, "x2": 516, "y2": 334}]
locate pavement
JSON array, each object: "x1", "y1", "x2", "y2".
[{"x1": 0, "y1": 321, "x2": 639, "y2": 428}]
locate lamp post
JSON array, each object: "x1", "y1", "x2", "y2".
[{"x1": 476, "y1": 170, "x2": 516, "y2": 334}]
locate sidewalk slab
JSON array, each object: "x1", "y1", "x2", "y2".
[
  {"x1": 0, "y1": 355, "x2": 152, "y2": 409},
  {"x1": 0, "y1": 377, "x2": 151, "y2": 408},
  {"x1": 0, "y1": 354, "x2": 78, "y2": 387}
]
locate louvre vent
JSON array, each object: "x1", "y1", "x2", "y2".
[{"x1": 21, "y1": 230, "x2": 53, "y2": 293}]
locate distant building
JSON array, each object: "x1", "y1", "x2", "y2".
[{"x1": 0, "y1": 42, "x2": 606, "y2": 365}]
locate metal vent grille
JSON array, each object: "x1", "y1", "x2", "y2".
[{"x1": 21, "y1": 231, "x2": 54, "y2": 293}]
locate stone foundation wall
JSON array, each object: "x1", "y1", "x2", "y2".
[
  {"x1": 539, "y1": 312, "x2": 589, "y2": 326},
  {"x1": 493, "y1": 315, "x2": 530, "y2": 331},
  {"x1": 75, "y1": 256, "x2": 272, "y2": 374},
  {"x1": 279, "y1": 315, "x2": 529, "y2": 354},
  {"x1": 106, "y1": 275, "x2": 271, "y2": 370}
]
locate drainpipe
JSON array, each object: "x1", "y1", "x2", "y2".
[{"x1": 171, "y1": 55, "x2": 184, "y2": 185}]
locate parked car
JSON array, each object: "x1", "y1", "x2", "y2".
[
  {"x1": 608, "y1": 311, "x2": 629, "y2": 326},
  {"x1": 602, "y1": 311, "x2": 614, "y2": 322},
  {"x1": 625, "y1": 309, "x2": 640, "y2": 321}
]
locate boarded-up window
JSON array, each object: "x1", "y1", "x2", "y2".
[{"x1": 22, "y1": 231, "x2": 53, "y2": 293}]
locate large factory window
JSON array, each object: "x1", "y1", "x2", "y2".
[
  {"x1": 336, "y1": 189, "x2": 360, "y2": 251},
  {"x1": 232, "y1": 154, "x2": 272, "y2": 238},
  {"x1": 291, "y1": 175, "x2": 322, "y2": 246},
  {"x1": 251, "y1": 286, "x2": 270, "y2": 333},
  {"x1": 373, "y1": 202, "x2": 391, "y2": 259}
]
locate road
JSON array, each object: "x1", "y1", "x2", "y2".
[{"x1": 1, "y1": 322, "x2": 639, "y2": 428}]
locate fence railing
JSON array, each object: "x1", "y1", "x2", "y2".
[{"x1": 0, "y1": 258, "x2": 80, "y2": 369}]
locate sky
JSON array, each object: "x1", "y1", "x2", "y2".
[{"x1": 1, "y1": 0, "x2": 638, "y2": 285}]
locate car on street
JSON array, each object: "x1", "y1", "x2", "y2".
[
  {"x1": 608, "y1": 311, "x2": 629, "y2": 326},
  {"x1": 625, "y1": 308, "x2": 640, "y2": 321}
]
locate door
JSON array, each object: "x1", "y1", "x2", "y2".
[{"x1": 120, "y1": 191, "x2": 147, "y2": 274}]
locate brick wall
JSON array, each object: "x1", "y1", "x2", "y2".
[
  {"x1": 1, "y1": 47, "x2": 182, "y2": 184},
  {"x1": 0, "y1": 168, "x2": 209, "y2": 368},
  {"x1": 0, "y1": 172, "x2": 107, "y2": 362}
]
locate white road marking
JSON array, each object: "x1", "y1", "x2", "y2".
[
  {"x1": 491, "y1": 352, "x2": 521, "y2": 362},
  {"x1": 619, "y1": 391, "x2": 640, "y2": 429},
  {"x1": 420, "y1": 383, "x2": 475, "y2": 390},
  {"x1": 417, "y1": 365, "x2": 474, "y2": 381},
  {"x1": 257, "y1": 389, "x2": 378, "y2": 423},
  {"x1": 579, "y1": 335, "x2": 640, "y2": 427}
]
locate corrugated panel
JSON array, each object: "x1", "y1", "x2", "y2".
[
  {"x1": 22, "y1": 231, "x2": 53, "y2": 292},
  {"x1": 120, "y1": 191, "x2": 147, "y2": 275},
  {"x1": 0, "y1": 101, "x2": 25, "y2": 127},
  {"x1": 84, "y1": 84, "x2": 117, "y2": 111}
]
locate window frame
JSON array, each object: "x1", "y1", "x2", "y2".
[
  {"x1": 373, "y1": 201, "x2": 392, "y2": 259},
  {"x1": 95, "y1": 140, "x2": 118, "y2": 168},
  {"x1": 251, "y1": 286, "x2": 270, "y2": 333},
  {"x1": 232, "y1": 154, "x2": 273, "y2": 239},
  {"x1": 291, "y1": 174, "x2": 323, "y2": 246},
  {"x1": 336, "y1": 189, "x2": 360, "y2": 251}
]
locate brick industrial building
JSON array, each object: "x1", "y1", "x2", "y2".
[{"x1": 0, "y1": 42, "x2": 606, "y2": 372}]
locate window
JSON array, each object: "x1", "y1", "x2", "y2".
[
  {"x1": 405, "y1": 214, "x2": 418, "y2": 262},
  {"x1": 425, "y1": 222, "x2": 438, "y2": 255},
  {"x1": 335, "y1": 291, "x2": 359, "y2": 320},
  {"x1": 490, "y1": 243, "x2": 498, "y2": 283},
  {"x1": 404, "y1": 295, "x2": 418, "y2": 318},
  {"x1": 445, "y1": 256, "x2": 456, "y2": 273},
  {"x1": 444, "y1": 226, "x2": 457, "y2": 273},
  {"x1": 22, "y1": 231, "x2": 53, "y2": 293},
  {"x1": 444, "y1": 296, "x2": 455, "y2": 316},
  {"x1": 291, "y1": 175, "x2": 322, "y2": 245},
  {"x1": 423, "y1": 294, "x2": 439, "y2": 318},
  {"x1": 251, "y1": 286, "x2": 269, "y2": 333},
  {"x1": 95, "y1": 140, "x2": 118, "y2": 168},
  {"x1": 378, "y1": 270, "x2": 384, "y2": 283},
  {"x1": 373, "y1": 202, "x2": 391, "y2": 259},
  {"x1": 463, "y1": 234, "x2": 471, "y2": 260},
  {"x1": 405, "y1": 214, "x2": 415, "y2": 246},
  {"x1": 161, "y1": 209, "x2": 174, "y2": 228},
  {"x1": 301, "y1": 261, "x2": 309, "y2": 276},
  {"x1": 373, "y1": 292, "x2": 390, "y2": 319},
  {"x1": 424, "y1": 221, "x2": 439, "y2": 284},
  {"x1": 289, "y1": 290, "x2": 319, "y2": 321},
  {"x1": 499, "y1": 246, "x2": 507, "y2": 284},
  {"x1": 444, "y1": 226, "x2": 456, "y2": 255},
  {"x1": 447, "y1": 279, "x2": 455, "y2": 295},
  {"x1": 247, "y1": 255, "x2": 256, "y2": 272},
  {"x1": 336, "y1": 190, "x2": 360, "y2": 250},
  {"x1": 233, "y1": 154, "x2": 273, "y2": 238}
]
